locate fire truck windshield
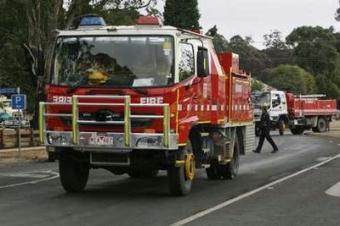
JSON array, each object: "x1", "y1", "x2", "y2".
[
  {"x1": 52, "y1": 36, "x2": 174, "y2": 88},
  {"x1": 256, "y1": 92, "x2": 271, "y2": 107}
]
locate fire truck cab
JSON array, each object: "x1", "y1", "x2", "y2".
[{"x1": 40, "y1": 16, "x2": 255, "y2": 196}]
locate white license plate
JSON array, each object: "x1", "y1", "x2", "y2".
[{"x1": 90, "y1": 134, "x2": 114, "y2": 145}]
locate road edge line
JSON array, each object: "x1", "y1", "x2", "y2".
[
  {"x1": 0, "y1": 170, "x2": 59, "y2": 189},
  {"x1": 170, "y1": 154, "x2": 340, "y2": 226}
]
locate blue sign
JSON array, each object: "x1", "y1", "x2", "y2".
[
  {"x1": 0, "y1": 88, "x2": 18, "y2": 95},
  {"x1": 11, "y1": 94, "x2": 27, "y2": 110}
]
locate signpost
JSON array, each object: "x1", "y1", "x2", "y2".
[
  {"x1": 11, "y1": 94, "x2": 27, "y2": 110},
  {"x1": 11, "y1": 94, "x2": 27, "y2": 155}
]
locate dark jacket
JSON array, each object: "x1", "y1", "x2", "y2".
[{"x1": 260, "y1": 111, "x2": 271, "y2": 130}]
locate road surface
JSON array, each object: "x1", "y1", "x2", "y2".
[{"x1": 0, "y1": 132, "x2": 339, "y2": 226}]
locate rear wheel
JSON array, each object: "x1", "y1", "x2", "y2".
[
  {"x1": 59, "y1": 150, "x2": 89, "y2": 193},
  {"x1": 168, "y1": 142, "x2": 195, "y2": 196},
  {"x1": 315, "y1": 117, "x2": 327, "y2": 133}
]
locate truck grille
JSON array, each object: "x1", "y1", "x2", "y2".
[{"x1": 58, "y1": 112, "x2": 154, "y2": 128}]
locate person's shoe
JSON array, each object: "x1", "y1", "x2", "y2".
[
  {"x1": 253, "y1": 150, "x2": 261, "y2": 154},
  {"x1": 271, "y1": 149, "x2": 279, "y2": 153}
]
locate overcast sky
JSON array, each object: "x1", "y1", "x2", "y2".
[
  {"x1": 196, "y1": 0, "x2": 339, "y2": 48},
  {"x1": 156, "y1": 0, "x2": 339, "y2": 48}
]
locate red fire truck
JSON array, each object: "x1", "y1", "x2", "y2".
[
  {"x1": 254, "y1": 91, "x2": 337, "y2": 135},
  {"x1": 39, "y1": 16, "x2": 255, "y2": 196}
]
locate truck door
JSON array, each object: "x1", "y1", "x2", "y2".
[
  {"x1": 177, "y1": 42, "x2": 200, "y2": 120},
  {"x1": 271, "y1": 93, "x2": 282, "y2": 119}
]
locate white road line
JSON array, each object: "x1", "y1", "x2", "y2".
[
  {"x1": 0, "y1": 172, "x2": 50, "y2": 179},
  {"x1": 325, "y1": 181, "x2": 340, "y2": 197},
  {"x1": 170, "y1": 154, "x2": 340, "y2": 226},
  {"x1": 0, "y1": 170, "x2": 59, "y2": 189}
]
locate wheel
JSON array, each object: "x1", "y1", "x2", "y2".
[
  {"x1": 59, "y1": 150, "x2": 89, "y2": 193},
  {"x1": 128, "y1": 169, "x2": 159, "y2": 178},
  {"x1": 168, "y1": 142, "x2": 195, "y2": 196},
  {"x1": 315, "y1": 117, "x2": 327, "y2": 133},
  {"x1": 278, "y1": 119, "x2": 285, "y2": 136},
  {"x1": 220, "y1": 137, "x2": 240, "y2": 180},
  {"x1": 290, "y1": 127, "x2": 304, "y2": 135},
  {"x1": 206, "y1": 160, "x2": 219, "y2": 180}
]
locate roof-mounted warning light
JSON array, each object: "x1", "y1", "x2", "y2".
[
  {"x1": 79, "y1": 14, "x2": 106, "y2": 27},
  {"x1": 136, "y1": 16, "x2": 163, "y2": 26}
]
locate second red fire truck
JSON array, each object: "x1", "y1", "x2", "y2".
[{"x1": 39, "y1": 16, "x2": 255, "y2": 196}]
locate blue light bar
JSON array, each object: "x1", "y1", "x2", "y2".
[{"x1": 79, "y1": 16, "x2": 106, "y2": 27}]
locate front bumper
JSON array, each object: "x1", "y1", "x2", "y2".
[
  {"x1": 44, "y1": 131, "x2": 178, "y2": 151},
  {"x1": 40, "y1": 95, "x2": 175, "y2": 151}
]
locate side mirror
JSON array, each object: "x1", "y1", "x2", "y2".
[{"x1": 197, "y1": 47, "x2": 209, "y2": 77}]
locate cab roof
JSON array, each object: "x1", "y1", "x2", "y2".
[{"x1": 57, "y1": 25, "x2": 212, "y2": 40}]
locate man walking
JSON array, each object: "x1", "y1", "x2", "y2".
[{"x1": 253, "y1": 106, "x2": 279, "y2": 153}]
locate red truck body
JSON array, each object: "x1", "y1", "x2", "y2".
[{"x1": 286, "y1": 93, "x2": 338, "y2": 118}]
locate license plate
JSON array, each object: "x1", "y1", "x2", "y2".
[{"x1": 89, "y1": 134, "x2": 114, "y2": 145}]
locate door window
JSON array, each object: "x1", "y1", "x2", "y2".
[{"x1": 179, "y1": 43, "x2": 195, "y2": 81}]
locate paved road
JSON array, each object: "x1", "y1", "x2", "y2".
[{"x1": 0, "y1": 133, "x2": 340, "y2": 226}]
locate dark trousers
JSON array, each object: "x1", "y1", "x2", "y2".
[{"x1": 256, "y1": 129, "x2": 278, "y2": 152}]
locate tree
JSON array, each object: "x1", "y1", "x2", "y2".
[
  {"x1": 163, "y1": 0, "x2": 200, "y2": 30},
  {"x1": 212, "y1": 33, "x2": 229, "y2": 53},
  {"x1": 208, "y1": 26, "x2": 229, "y2": 53},
  {"x1": 286, "y1": 26, "x2": 338, "y2": 76},
  {"x1": 286, "y1": 26, "x2": 340, "y2": 99},
  {"x1": 263, "y1": 30, "x2": 287, "y2": 50},
  {"x1": 262, "y1": 30, "x2": 292, "y2": 69},
  {"x1": 227, "y1": 35, "x2": 267, "y2": 77},
  {"x1": 335, "y1": 0, "x2": 340, "y2": 21},
  {"x1": 265, "y1": 65, "x2": 316, "y2": 95},
  {"x1": 251, "y1": 79, "x2": 264, "y2": 92}
]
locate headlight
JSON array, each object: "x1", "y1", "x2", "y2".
[
  {"x1": 135, "y1": 136, "x2": 162, "y2": 148},
  {"x1": 47, "y1": 133, "x2": 71, "y2": 145}
]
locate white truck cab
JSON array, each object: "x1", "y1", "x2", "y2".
[{"x1": 254, "y1": 90, "x2": 288, "y2": 135}]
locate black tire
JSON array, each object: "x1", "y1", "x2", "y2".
[
  {"x1": 315, "y1": 117, "x2": 327, "y2": 133},
  {"x1": 59, "y1": 151, "x2": 89, "y2": 193},
  {"x1": 290, "y1": 127, "x2": 304, "y2": 135},
  {"x1": 220, "y1": 137, "x2": 240, "y2": 180},
  {"x1": 128, "y1": 169, "x2": 159, "y2": 178},
  {"x1": 278, "y1": 119, "x2": 285, "y2": 136},
  {"x1": 206, "y1": 160, "x2": 219, "y2": 180},
  {"x1": 168, "y1": 143, "x2": 194, "y2": 196}
]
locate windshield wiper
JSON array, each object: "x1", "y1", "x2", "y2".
[{"x1": 66, "y1": 75, "x2": 88, "y2": 94}]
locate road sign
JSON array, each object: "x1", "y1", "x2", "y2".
[
  {"x1": 0, "y1": 88, "x2": 19, "y2": 95},
  {"x1": 11, "y1": 94, "x2": 27, "y2": 110}
]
